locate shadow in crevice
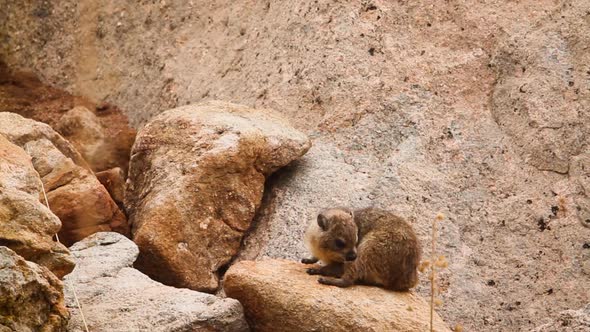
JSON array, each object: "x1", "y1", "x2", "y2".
[{"x1": 216, "y1": 159, "x2": 306, "y2": 293}]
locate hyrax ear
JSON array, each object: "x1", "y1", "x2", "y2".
[{"x1": 317, "y1": 213, "x2": 329, "y2": 231}]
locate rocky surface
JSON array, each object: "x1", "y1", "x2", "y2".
[
  {"x1": 0, "y1": 62, "x2": 136, "y2": 173},
  {"x1": 126, "y1": 101, "x2": 310, "y2": 292},
  {"x1": 224, "y1": 259, "x2": 450, "y2": 332},
  {"x1": 533, "y1": 304, "x2": 590, "y2": 332},
  {"x1": 0, "y1": 134, "x2": 74, "y2": 278},
  {"x1": 0, "y1": 246, "x2": 69, "y2": 332},
  {"x1": 2, "y1": 0, "x2": 590, "y2": 330},
  {"x1": 0, "y1": 112, "x2": 128, "y2": 246},
  {"x1": 95, "y1": 167, "x2": 125, "y2": 209},
  {"x1": 64, "y1": 232, "x2": 249, "y2": 332}
]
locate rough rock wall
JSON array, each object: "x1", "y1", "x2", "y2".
[{"x1": 2, "y1": 1, "x2": 589, "y2": 331}]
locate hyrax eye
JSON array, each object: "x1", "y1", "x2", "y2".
[{"x1": 334, "y1": 239, "x2": 346, "y2": 249}]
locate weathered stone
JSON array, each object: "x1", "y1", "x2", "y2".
[
  {"x1": 126, "y1": 101, "x2": 310, "y2": 292},
  {"x1": 0, "y1": 246, "x2": 69, "y2": 332},
  {"x1": 224, "y1": 259, "x2": 450, "y2": 332},
  {"x1": 0, "y1": 134, "x2": 74, "y2": 278},
  {"x1": 533, "y1": 304, "x2": 590, "y2": 332},
  {"x1": 0, "y1": 112, "x2": 129, "y2": 246},
  {"x1": 64, "y1": 232, "x2": 249, "y2": 332},
  {"x1": 0, "y1": 62, "x2": 136, "y2": 173}
]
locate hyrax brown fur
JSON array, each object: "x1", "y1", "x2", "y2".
[{"x1": 302, "y1": 207, "x2": 421, "y2": 291}]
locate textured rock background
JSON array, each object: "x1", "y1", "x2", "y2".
[
  {"x1": 64, "y1": 232, "x2": 249, "y2": 332},
  {"x1": 532, "y1": 304, "x2": 590, "y2": 332},
  {"x1": 1, "y1": 0, "x2": 589, "y2": 330}
]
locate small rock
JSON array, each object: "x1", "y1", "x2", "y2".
[{"x1": 55, "y1": 106, "x2": 111, "y2": 173}]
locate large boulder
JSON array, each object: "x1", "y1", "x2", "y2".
[
  {"x1": 126, "y1": 101, "x2": 310, "y2": 292},
  {"x1": 0, "y1": 246, "x2": 69, "y2": 332},
  {"x1": 0, "y1": 62, "x2": 136, "y2": 173},
  {"x1": 224, "y1": 259, "x2": 450, "y2": 332},
  {"x1": 0, "y1": 112, "x2": 129, "y2": 246},
  {"x1": 64, "y1": 232, "x2": 249, "y2": 332},
  {"x1": 0, "y1": 134, "x2": 74, "y2": 278}
]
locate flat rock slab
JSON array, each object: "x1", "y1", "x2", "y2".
[
  {"x1": 64, "y1": 232, "x2": 249, "y2": 332},
  {"x1": 224, "y1": 259, "x2": 450, "y2": 332}
]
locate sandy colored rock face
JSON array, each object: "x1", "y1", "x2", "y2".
[
  {"x1": 532, "y1": 304, "x2": 590, "y2": 332},
  {"x1": 64, "y1": 232, "x2": 249, "y2": 332},
  {"x1": 3, "y1": 0, "x2": 590, "y2": 330},
  {"x1": 126, "y1": 101, "x2": 310, "y2": 292},
  {"x1": 0, "y1": 134, "x2": 74, "y2": 278},
  {"x1": 491, "y1": 18, "x2": 590, "y2": 175},
  {"x1": 0, "y1": 112, "x2": 129, "y2": 246},
  {"x1": 224, "y1": 259, "x2": 450, "y2": 332},
  {"x1": 0, "y1": 246, "x2": 69, "y2": 332},
  {"x1": 95, "y1": 167, "x2": 125, "y2": 208},
  {"x1": 0, "y1": 62, "x2": 135, "y2": 173}
]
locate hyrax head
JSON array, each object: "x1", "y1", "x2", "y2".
[{"x1": 316, "y1": 208, "x2": 358, "y2": 263}]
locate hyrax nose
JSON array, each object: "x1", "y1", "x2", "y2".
[{"x1": 345, "y1": 251, "x2": 357, "y2": 261}]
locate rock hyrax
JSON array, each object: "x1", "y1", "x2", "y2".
[{"x1": 302, "y1": 207, "x2": 421, "y2": 291}]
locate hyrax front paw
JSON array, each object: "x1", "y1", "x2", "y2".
[{"x1": 306, "y1": 268, "x2": 322, "y2": 275}]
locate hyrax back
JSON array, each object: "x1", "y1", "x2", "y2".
[{"x1": 302, "y1": 207, "x2": 421, "y2": 291}]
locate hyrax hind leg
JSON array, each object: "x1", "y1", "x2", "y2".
[
  {"x1": 306, "y1": 263, "x2": 344, "y2": 278},
  {"x1": 317, "y1": 261, "x2": 358, "y2": 288}
]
